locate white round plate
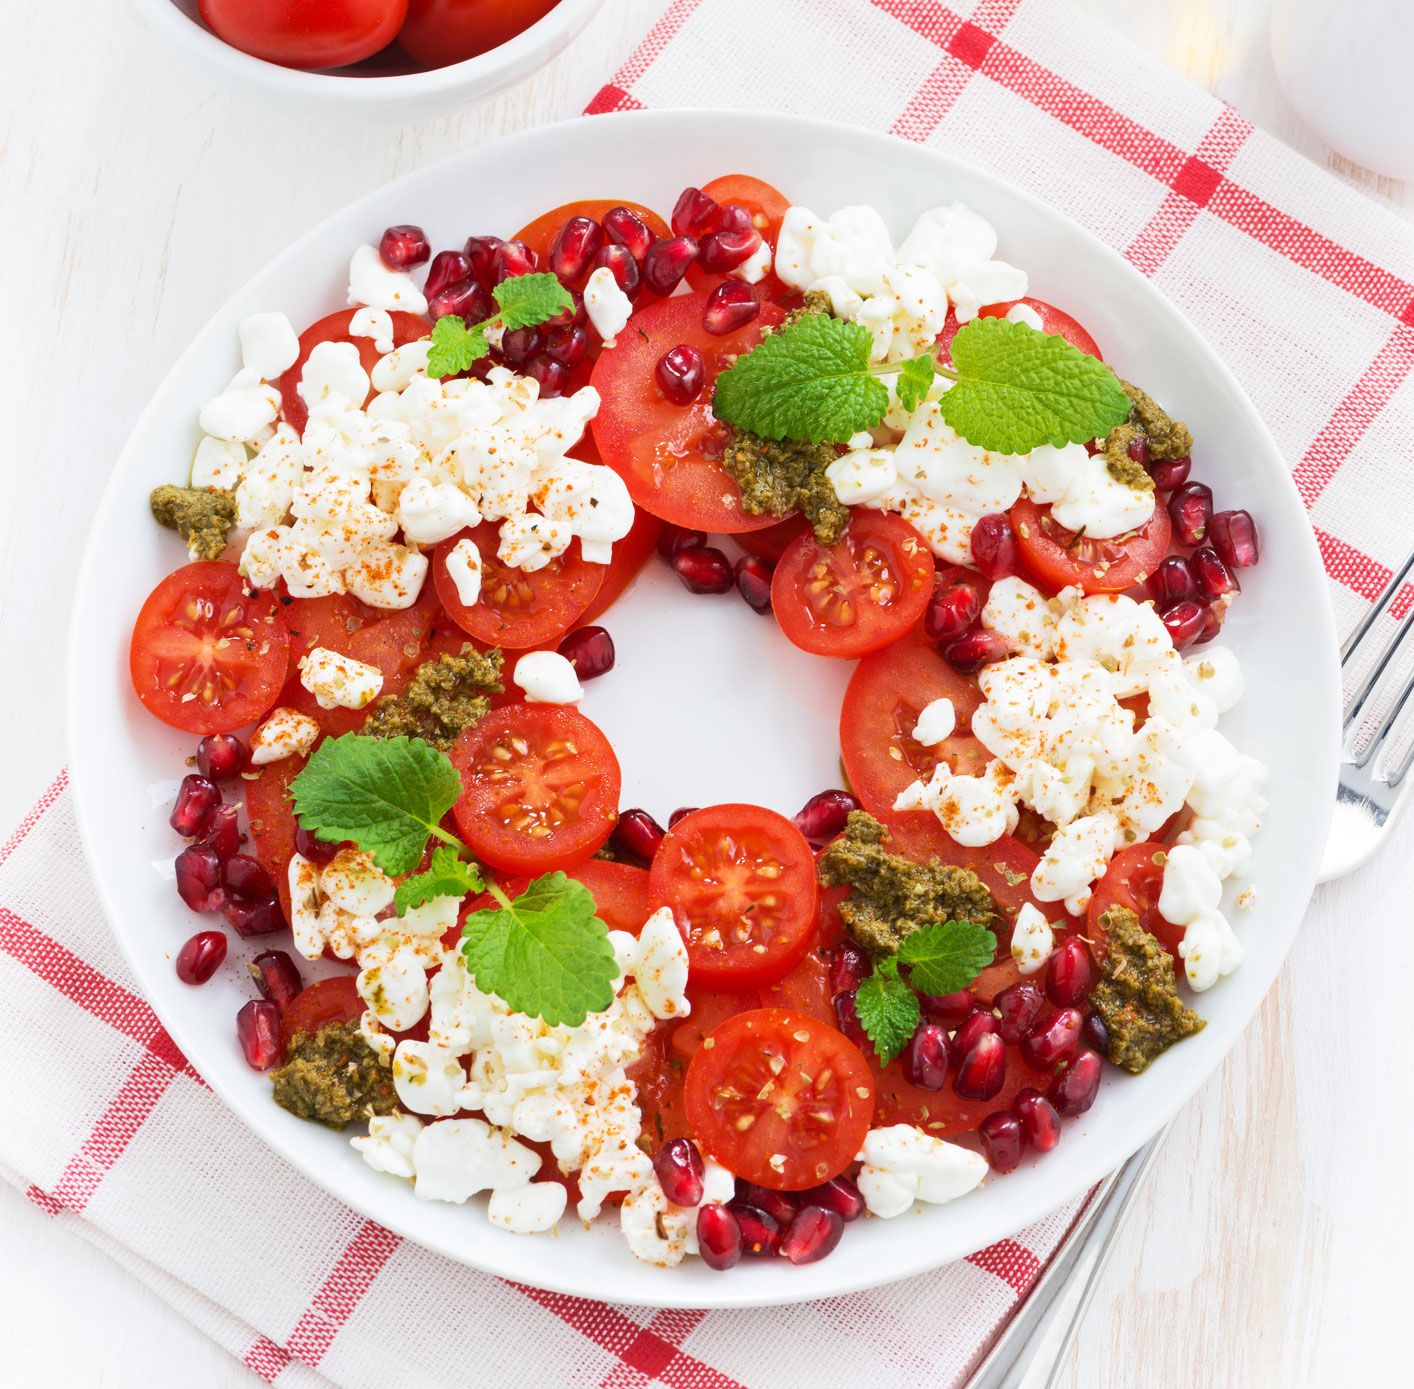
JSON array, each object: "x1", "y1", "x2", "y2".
[{"x1": 69, "y1": 110, "x2": 1340, "y2": 1308}]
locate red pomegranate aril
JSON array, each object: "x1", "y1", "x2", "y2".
[
  {"x1": 994, "y1": 981, "x2": 1045, "y2": 1044},
  {"x1": 924, "y1": 582, "x2": 982, "y2": 643},
  {"x1": 781, "y1": 1206, "x2": 844, "y2": 1265},
  {"x1": 1081, "y1": 1011, "x2": 1111, "y2": 1055},
  {"x1": 702, "y1": 281, "x2": 760, "y2": 335},
  {"x1": 970, "y1": 513, "x2": 1018, "y2": 581},
  {"x1": 491, "y1": 239, "x2": 537, "y2": 283},
  {"x1": 673, "y1": 544, "x2": 735, "y2": 594},
  {"x1": 834, "y1": 989, "x2": 866, "y2": 1046},
  {"x1": 699, "y1": 227, "x2": 762, "y2": 274},
  {"x1": 612, "y1": 808, "x2": 665, "y2": 863},
  {"x1": 223, "y1": 896, "x2": 285, "y2": 938},
  {"x1": 527, "y1": 354, "x2": 571, "y2": 399},
  {"x1": 669, "y1": 806, "x2": 699, "y2": 828},
  {"x1": 223, "y1": 854, "x2": 274, "y2": 902},
  {"x1": 196, "y1": 733, "x2": 247, "y2": 782},
  {"x1": 543, "y1": 323, "x2": 589, "y2": 368},
  {"x1": 801, "y1": 1175, "x2": 865, "y2": 1223},
  {"x1": 952, "y1": 1009, "x2": 1000, "y2": 1059},
  {"x1": 1169, "y1": 481, "x2": 1214, "y2": 547},
  {"x1": 655, "y1": 343, "x2": 707, "y2": 405},
  {"x1": 1196, "y1": 603, "x2": 1223, "y2": 644},
  {"x1": 1146, "y1": 555, "x2": 1199, "y2": 609},
  {"x1": 1014, "y1": 1088, "x2": 1062, "y2": 1152},
  {"x1": 499, "y1": 325, "x2": 542, "y2": 367},
  {"x1": 548, "y1": 215, "x2": 604, "y2": 285},
  {"x1": 942, "y1": 629, "x2": 1010, "y2": 675},
  {"x1": 671, "y1": 186, "x2": 722, "y2": 239},
  {"x1": 1050, "y1": 1048, "x2": 1103, "y2": 1116},
  {"x1": 979, "y1": 1111, "x2": 1024, "y2": 1173},
  {"x1": 1161, "y1": 599, "x2": 1207, "y2": 651},
  {"x1": 1209, "y1": 508, "x2": 1260, "y2": 569},
  {"x1": 656, "y1": 524, "x2": 707, "y2": 561},
  {"x1": 379, "y1": 224, "x2": 430, "y2": 269},
  {"x1": 175, "y1": 930, "x2": 227, "y2": 985},
  {"x1": 642, "y1": 236, "x2": 700, "y2": 295},
  {"x1": 428, "y1": 278, "x2": 492, "y2": 325},
  {"x1": 654, "y1": 1137, "x2": 705, "y2": 1207},
  {"x1": 903, "y1": 1022, "x2": 950, "y2": 1091},
  {"x1": 1020, "y1": 1007, "x2": 1083, "y2": 1069},
  {"x1": 794, "y1": 788, "x2": 859, "y2": 848},
  {"x1": 919, "y1": 988, "x2": 975, "y2": 1027},
  {"x1": 1149, "y1": 455, "x2": 1191, "y2": 492},
  {"x1": 1191, "y1": 546, "x2": 1240, "y2": 602},
  {"x1": 170, "y1": 774, "x2": 220, "y2": 838},
  {"x1": 954, "y1": 1032, "x2": 1006, "y2": 1101},
  {"x1": 1126, "y1": 434, "x2": 1151, "y2": 470},
  {"x1": 593, "y1": 244, "x2": 641, "y2": 297},
  {"x1": 295, "y1": 826, "x2": 339, "y2": 864},
  {"x1": 249, "y1": 950, "x2": 303, "y2": 1011},
  {"x1": 736, "y1": 1181, "x2": 797, "y2": 1226},
  {"x1": 174, "y1": 845, "x2": 224, "y2": 913},
  {"x1": 827, "y1": 942, "x2": 872, "y2": 995},
  {"x1": 463, "y1": 235, "x2": 504, "y2": 286},
  {"x1": 237, "y1": 999, "x2": 283, "y2": 1071},
  {"x1": 735, "y1": 555, "x2": 774, "y2": 614},
  {"x1": 729, "y1": 1203, "x2": 781, "y2": 1257},
  {"x1": 194, "y1": 802, "x2": 240, "y2": 862},
  {"x1": 557, "y1": 625, "x2": 615, "y2": 680},
  {"x1": 425, "y1": 249, "x2": 472, "y2": 298},
  {"x1": 602, "y1": 206, "x2": 653, "y2": 260},
  {"x1": 697, "y1": 1203, "x2": 743, "y2": 1271},
  {"x1": 1045, "y1": 938, "x2": 1096, "y2": 1007}
]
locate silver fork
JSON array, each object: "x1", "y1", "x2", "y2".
[{"x1": 966, "y1": 554, "x2": 1414, "y2": 1389}]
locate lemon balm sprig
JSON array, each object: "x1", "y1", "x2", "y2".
[{"x1": 425, "y1": 272, "x2": 575, "y2": 380}]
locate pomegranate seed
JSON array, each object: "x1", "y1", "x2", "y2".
[
  {"x1": 924, "y1": 581, "x2": 982, "y2": 643},
  {"x1": 736, "y1": 1181, "x2": 797, "y2": 1226},
  {"x1": 544, "y1": 323, "x2": 590, "y2": 368},
  {"x1": 612, "y1": 808, "x2": 665, "y2": 862},
  {"x1": 942, "y1": 629, "x2": 1010, "y2": 674},
  {"x1": 1081, "y1": 1011, "x2": 1111, "y2": 1055},
  {"x1": 669, "y1": 806, "x2": 699, "y2": 828},
  {"x1": 527, "y1": 355, "x2": 571, "y2": 398},
  {"x1": 1190, "y1": 545, "x2": 1240, "y2": 602},
  {"x1": 702, "y1": 282, "x2": 760, "y2": 335},
  {"x1": 673, "y1": 544, "x2": 734, "y2": 594},
  {"x1": 700, "y1": 227, "x2": 762, "y2": 274},
  {"x1": 655, "y1": 343, "x2": 706, "y2": 405},
  {"x1": 425, "y1": 249, "x2": 472, "y2": 298},
  {"x1": 592, "y1": 244, "x2": 640, "y2": 297},
  {"x1": 1014, "y1": 1088, "x2": 1062, "y2": 1151},
  {"x1": 194, "y1": 802, "x2": 240, "y2": 862},
  {"x1": 827, "y1": 942, "x2": 871, "y2": 995},
  {"x1": 1196, "y1": 604, "x2": 1223, "y2": 644},
  {"x1": 249, "y1": 950, "x2": 302, "y2": 1011},
  {"x1": 428, "y1": 278, "x2": 491, "y2": 325},
  {"x1": 491, "y1": 239, "x2": 537, "y2": 283},
  {"x1": 1161, "y1": 599, "x2": 1207, "y2": 651},
  {"x1": 223, "y1": 854, "x2": 274, "y2": 901},
  {"x1": 952, "y1": 1009, "x2": 1000, "y2": 1058},
  {"x1": 781, "y1": 1206, "x2": 844, "y2": 1265},
  {"x1": 729, "y1": 1202, "x2": 781, "y2": 1257},
  {"x1": 174, "y1": 845, "x2": 224, "y2": 913},
  {"x1": 1146, "y1": 555, "x2": 1199, "y2": 609},
  {"x1": 295, "y1": 826, "x2": 338, "y2": 864},
  {"x1": 794, "y1": 789, "x2": 859, "y2": 847},
  {"x1": 1050, "y1": 1048, "x2": 1104, "y2": 1116},
  {"x1": 463, "y1": 235, "x2": 504, "y2": 286},
  {"x1": 903, "y1": 1023, "x2": 950, "y2": 1090},
  {"x1": 800, "y1": 1175, "x2": 865, "y2": 1223},
  {"x1": 954, "y1": 1032, "x2": 1006, "y2": 1101},
  {"x1": 979, "y1": 1111, "x2": 1024, "y2": 1173},
  {"x1": 656, "y1": 523, "x2": 706, "y2": 560},
  {"x1": 735, "y1": 555, "x2": 774, "y2": 613},
  {"x1": 379, "y1": 224, "x2": 429, "y2": 269},
  {"x1": 223, "y1": 896, "x2": 284, "y2": 938},
  {"x1": 1149, "y1": 455, "x2": 1191, "y2": 491},
  {"x1": 1045, "y1": 938, "x2": 1096, "y2": 1007},
  {"x1": 196, "y1": 733, "x2": 247, "y2": 782},
  {"x1": 994, "y1": 981, "x2": 1044, "y2": 1043},
  {"x1": 919, "y1": 989, "x2": 975, "y2": 1027},
  {"x1": 834, "y1": 989, "x2": 866, "y2": 1046},
  {"x1": 672, "y1": 186, "x2": 722, "y2": 238},
  {"x1": 654, "y1": 1137, "x2": 705, "y2": 1207},
  {"x1": 642, "y1": 236, "x2": 700, "y2": 296},
  {"x1": 602, "y1": 206, "x2": 653, "y2": 260},
  {"x1": 1020, "y1": 1007, "x2": 1083, "y2": 1069},
  {"x1": 170, "y1": 774, "x2": 220, "y2": 838},
  {"x1": 697, "y1": 1203, "x2": 743, "y2": 1270},
  {"x1": 175, "y1": 930, "x2": 227, "y2": 985},
  {"x1": 499, "y1": 325, "x2": 542, "y2": 367},
  {"x1": 548, "y1": 216, "x2": 604, "y2": 285},
  {"x1": 557, "y1": 625, "x2": 615, "y2": 679},
  {"x1": 1126, "y1": 434, "x2": 1150, "y2": 470},
  {"x1": 1168, "y1": 481, "x2": 1214, "y2": 547},
  {"x1": 236, "y1": 999, "x2": 283, "y2": 1071},
  {"x1": 1209, "y1": 509, "x2": 1260, "y2": 569},
  {"x1": 970, "y1": 514, "x2": 1017, "y2": 581}
]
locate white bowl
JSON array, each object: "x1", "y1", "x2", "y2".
[
  {"x1": 128, "y1": 0, "x2": 608, "y2": 120},
  {"x1": 70, "y1": 110, "x2": 1340, "y2": 1308}
]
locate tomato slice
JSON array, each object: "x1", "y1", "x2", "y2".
[
  {"x1": 732, "y1": 513, "x2": 810, "y2": 564},
  {"x1": 279, "y1": 976, "x2": 364, "y2": 1049},
  {"x1": 450, "y1": 704, "x2": 621, "y2": 874},
  {"x1": 771, "y1": 512, "x2": 934, "y2": 659},
  {"x1": 978, "y1": 297, "x2": 1104, "y2": 359},
  {"x1": 513, "y1": 198, "x2": 672, "y2": 273},
  {"x1": 432, "y1": 522, "x2": 603, "y2": 651},
  {"x1": 1087, "y1": 842, "x2": 1182, "y2": 960},
  {"x1": 588, "y1": 290, "x2": 786, "y2": 534},
  {"x1": 130, "y1": 561, "x2": 289, "y2": 734},
  {"x1": 648, "y1": 804, "x2": 818, "y2": 992},
  {"x1": 684, "y1": 1008, "x2": 874, "y2": 1190},
  {"x1": 685, "y1": 174, "x2": 792, "y2": 299},
  {"x1": 565, "y1": 859, "x2": 652, "y2": 934},
  {"x1": 576, "y1": 507, "x2": 663, "y2": 625},
  {"x1": 1012, "y1": 495, "x2": 1171, "y2": 596},
  {"x1": 869, "y1": 1037, "x2": 1034, "y2": 1138},
  {"x1": 245, "y1": 752, "x2": 306, "y2": 924}
]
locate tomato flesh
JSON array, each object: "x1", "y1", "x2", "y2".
[
  {"x1": 398, "y1": 0, "x2": 560, "y2": 67},
  {"x1": 279, "y1": 976, "x2": 364, "y2": 1048},
  {"x1": 1012, "y1": 495, "x2": 1171, "y2": 596},
  {"x1": 1088, "y1": 842, "x2": 1183, "y2": 960},
  {"x1": 685, "y1": 174, "x2": 792, "y2": 299},
  {"x1": 513, "y1": 198, "x2": 671, "y2": 272},
  {"x1": 978, "y1": 297, "x2": 1105, "y2": 360}
]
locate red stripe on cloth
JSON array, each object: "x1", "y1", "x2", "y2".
[
  {"x1": 243, "y1": 1337, "x2": 293, "y2": 1385},
  {"x1": 0, "y1": 768, "x2": 68, "y2": 868},
  {"x1": 26, "y1": 1184, "x2": 63, "y2": 1216},
  {"x1": 586, "y1": 84, "x2": 645, "y2": 115},
  {"x1": 1313, "y1": 527, "x2": 1398, "y2": 602},
  {"x1": 966, "y1": 1236, "x2": 1042, "y2": 1293},
  {"x1": 282, "y1": 1220, "x2": 402, "y2": 1367},
  {"x1": 598, "y1": 1308, "x2": 712, "y2": 1388}
]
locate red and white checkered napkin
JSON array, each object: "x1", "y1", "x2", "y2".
[{"x1": 8, "y1": 1, "x2": 1414, "y2": 1384}]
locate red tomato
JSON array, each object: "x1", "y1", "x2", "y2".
[
  {"x1": 450, "y1": 704, "x2": 621, "y2": 873},
  {"x1": 684, "y1": 1009, "x2": 874, "y2": 1190},
  {"x1": 1011, "y1": 495, "x2": 1172, "y2": 596},
  {"x1": 588, "y1": 290, "x2": 785, "y2": 534},
  {"x1": 513, "y1": 198, "x2": 671, "y2": 271},
  {"x1": 432, "y1": 523, "x2": 603, "y2": 651},
  {"x1": 732, "y1": 513, "x2": 809, "y2": 564},
  {"x1": 277, "y1": 308, "x2": 429, "y2": 435},
  {"x1": 245, "y1": 752, "x2": 305, "y2": 925},
  {"x1": 649, "y1": 804, "x2": 818, "y2": 992},
  {"x1": 198, "y1": 0, "x2": 408, "y2": 70},
  {"x1": 398, "y1": 0, "x2": 559, "y2": 66},
  {"x1": 979, "y1": 297, "x2": 1104, "y2": 359},
  {"x1": 869, "y1": 1038, "x2": 1034, "y2": 1138},
  {"x1": 1087, "y1": 842, "x2": 1182, "y2": 960},
  {"x1": 685, "y1": 174, "x2": 792, "y2": 299},
  {"x1": 130, "y1": 562, "x2": 288, "y2": 734},
  {"x1": 565, "y1": 859, "x2": 652, "y2": 934},
  {"x1": 771, "y1": 512, "x2": 935, "y2": 659},
  {"x1": 279, "y1": 976, "x2": 364, "y2": 1048},
  {"x1": 576, "y1": 507, "x2": 663, "y2": 624}
]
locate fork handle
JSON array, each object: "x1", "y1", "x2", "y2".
[{"x1": 963, "y1": 1127, "x2": 1168, "y2": 1389}]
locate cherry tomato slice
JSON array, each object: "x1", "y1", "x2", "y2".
[
  {"x1": 279, "y1": 976, "x2": 364, "y2": 1049},
  {"x1": 1011, "y1": 495, "x2": 1172, "y2": 596},
  {"x1": 565, "y1": 859, "x2": 652, "y2": 934},
  {"x1": 1087, "y1": 842, "x2": 1182, "y2": 960},
  {"x1": 198, "y1": 0, "x2": 407, "y2": 70},
  {"x1": 978, "y1": 297, "x2": 1105, "y2": 360},
  {"x1": 684, "y1": 1008, "x2": 874, "y2": 1190},
  {"x1": 130, "y1": 561, "x2": 289, "y2": 734},
  {"x1": 732, "y1": 513, "x2": 810, "y2": 565},
  {"x1": 450, "y1": 704, "x2": 621, "y2": 874},
  {"x1": 245, "y1": 752, "x2": 307, "y2": 925},
  {"x1": 685, "y1": 174, "x2": 792, "y2": 299},
  {"x1": 869, "y1": 1037, "x2": 1034, "y2": 1138},
  {"x1": 648, "y1": 804, "x2": 818, "y2": 992}
]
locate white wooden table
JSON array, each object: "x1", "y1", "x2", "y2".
[{"x1": 2, "y1": 0, "x2": 1408, "y2": 1384}]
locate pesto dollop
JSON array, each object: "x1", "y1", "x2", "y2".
[
  {"x1": 1100, "y1": 423, "x2": 1157, "y2": 494},
  {"x1": 149, "y1": 484, "x2": 237, "y2": 561},
  {"x1": 1100, "y1": 380, "x2": 1193, "y2": 490},
  {"x1": 361, "y1": 646, "x2": 503, "y2": 750},
  {"x1": 270, "y1": 1021, "x2": 398, "y2": 1130}
]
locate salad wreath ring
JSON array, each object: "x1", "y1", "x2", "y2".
[{"x1": 129, "y1": 175, "x2": 1267, "y2": 1272}]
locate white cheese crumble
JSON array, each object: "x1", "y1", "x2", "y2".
[
  {"x1": 348, "y1": 242, "x2": 428, "y2": 315},
  {"x1": 912, "y1": 697, "x2": 956, "y2": 747},
  {"x1": 514, "y1": 651, "x2": 583, "y2": 705},
  {"x1": 248, "y1": 706, "x2": 321, "y2": 765},
  {"x1": 1010, "y1": 901, "x2": 1055, "y2": 975},
  {"x1": 583, "y1": 265, "x2": 634, "y2": 346},
  {"x1": 297, "y1": 646, "x2": 384, "y2": 711},
  {"x1": 855, "y1": 1124, "x2": 988, "y2": 1218}
]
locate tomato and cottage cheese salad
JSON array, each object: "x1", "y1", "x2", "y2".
[{"x1": 128, "y1": 175, "x2": 1267, "y2": 1272}]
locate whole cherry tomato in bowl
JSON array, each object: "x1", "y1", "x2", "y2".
[
  {"x1": 398, "y1": 0, "x2": 562, "y2": 67},
  {"x1": 197, "y1": 0, "x2": 410, "y2": 70}
]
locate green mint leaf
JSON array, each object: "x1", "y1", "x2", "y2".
[
  {"x1": 855, "y1": 964, "x2": 920, "y2": 1067},
  {"x1": 493, "y1": 272, "x2": 575, "y2": 331},
  {"x1": 290, "y1": 734, "x2": 461, "y2": 878},
  {"x1": 898, "y1": 919, "x2": 997, "y2": 997},
  {"x1": 461, "y1": 872, "x2": 617, "y2": 1026},
  {"x1": 426, "y1": 315, "x2": 489, "y2": 380},
  {"x1": 895, "y1": 354, "x2": 936, "y2": 413},
  {"x1": 394, "y1": 845, "x2": 483, "y2": 916},
  {"x1": 712, "y1": 314, "x2": 890, "y2": 443},
  {"x1": 939, "y1": 316, "x2": 1131, "y2": 454}
]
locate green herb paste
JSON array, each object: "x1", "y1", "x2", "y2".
[
  {"x1": 149, "y1": 484, "x2": 237, "y2": 561},
  {"x1": 270, "y1": 1021, "x2": 398, "y2": 1130},
  {"x1": 1100, "y1": 380, "x2": 1193, "y2": 490},
  {"x1": 360, "y1": 646, "x2": 503, "y2": 751}
]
